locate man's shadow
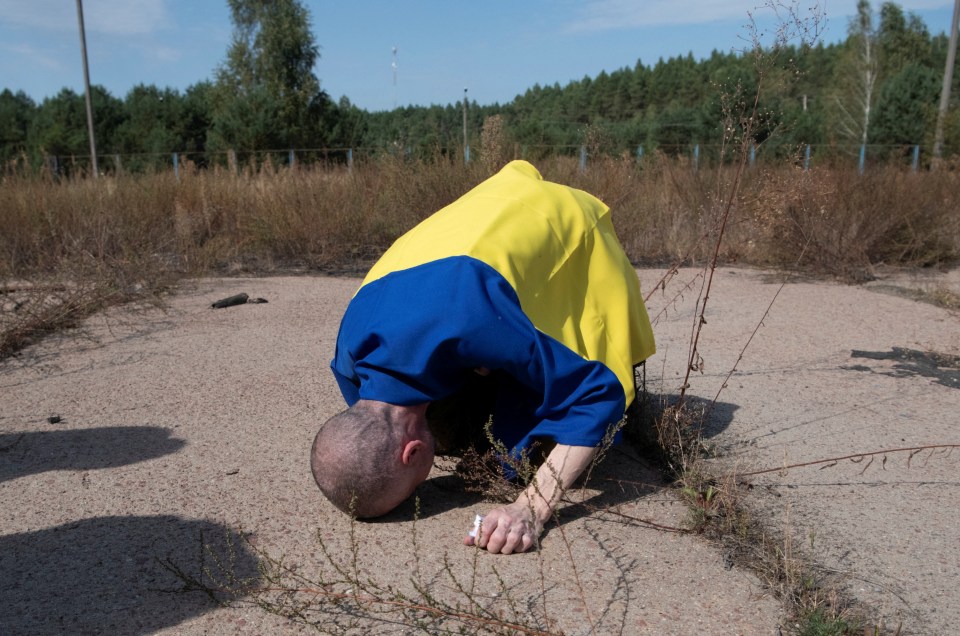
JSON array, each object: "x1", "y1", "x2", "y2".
[
  {"x1": 0, "y1": 426, "x2": 185, "y2": 483},
  {"x1": 0, "y1": 425, "x2": 256, "y2": 633},
  {"x1": 0, "y1": 515, "x2": 260, "y2": 635}
]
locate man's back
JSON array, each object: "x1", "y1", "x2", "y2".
[{"x1": 358, "y1": 160, "x2": 655, "y2": 407}]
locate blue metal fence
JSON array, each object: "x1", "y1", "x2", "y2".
[{"x1": 18, "y1": 141, "x2": 953, "y2": 179}]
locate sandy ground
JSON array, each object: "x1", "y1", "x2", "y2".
[{"x1": 1, "y1": 266, "x2": 958, "y2": 635}]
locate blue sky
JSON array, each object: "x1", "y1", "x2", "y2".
[{"x1": 0, "y1": 1, "x2": 955, "y2": 112}]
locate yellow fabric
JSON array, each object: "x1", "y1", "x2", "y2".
[{"x1": 361, "y1": 160, "x2": 656, "y2": 405}]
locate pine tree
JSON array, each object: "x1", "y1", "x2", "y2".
[{"x1": 0, "y1": 90, "x2": 35, "y2": 164}]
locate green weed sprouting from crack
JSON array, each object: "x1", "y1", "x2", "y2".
[{"x1": 796, "y1": 607, "x2": 859, "y2": 636}]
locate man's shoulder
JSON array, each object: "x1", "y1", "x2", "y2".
[{"x1": 358, "y1": 256, "x2": 514, "y2": 299}]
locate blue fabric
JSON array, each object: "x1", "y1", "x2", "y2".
[{"x1": 331, "y1": 257, "x2": 625, "y2": 454}]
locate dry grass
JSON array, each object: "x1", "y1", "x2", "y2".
[
  {"x1": 739, "y1": 165, "x2": 960, "y2": 277},
  {"x1": 1, "y1": 281, "x2": 122, "y2": 358},
  {"x1": 6, "y1": 152, "x2": 954, "y2": 362},
  {"x1": 3, "y1": 156, "x2": 957, "y2": 284},
  {"x1": 926, "y1": 286, "x2": 960, "y2": 310}
]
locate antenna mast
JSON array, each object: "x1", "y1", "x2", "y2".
[{"x1": 392, "y1": 46, "x2": 398, "y2": 109}]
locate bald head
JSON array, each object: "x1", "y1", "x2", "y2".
[{"x1": 311, "y1": 401, "x2": 434, "y2": 518}]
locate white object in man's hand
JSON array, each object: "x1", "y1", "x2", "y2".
[{"x1": 466, "y1": 514, "x2": 483, "y2": 544}]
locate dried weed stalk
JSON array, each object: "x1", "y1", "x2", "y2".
[
  {"x1": 161, "y1": 417, "x2": 644, "y2": 635},
  {"x1": 160, "y1": 510, "x2": 557, "y2": 634},
  {"x1": 636, "y1": 4, "x2": 901, "y2": 634}
]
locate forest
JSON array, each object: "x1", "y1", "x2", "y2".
[{"x1": 1, "y1": 0, "x2": 958, "y2": 171}]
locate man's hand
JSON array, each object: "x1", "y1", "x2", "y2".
[
  {"x1": 462, "y1": 444, "x2": 598, "y2": 555},
  {"x1": 463, "y1": 501, "x2": 541, "y2": 554}
]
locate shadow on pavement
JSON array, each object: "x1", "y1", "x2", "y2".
[
  {"x1": 849, "y1": 347, "x2": 960, "y2": 390},
  {"x1": 627, "y1": 392, "x2": 739, "y2": 450},
  {"x1": 0, "y1": 515, "x2": 259, "y2": 635},
  {"x1": 0, "y1": 426, "x2": 186, "y2": 483}
]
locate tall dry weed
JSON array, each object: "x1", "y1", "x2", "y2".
[
  {"x1": 724, "y1": 163, "x2": 960, "y2": 278},
  {"x1": 4, "y1": 156, "x2": 957, "y2": 281},
  {"x1": 480, "y1": 114, "x2": 510, "y2": 175},
  {"x1": 3, "y1": 154, "x2": 959, "y2": 360}
]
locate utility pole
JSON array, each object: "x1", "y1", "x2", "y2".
[
  {"x1": 76, "y1": 0, "x2": 98, "y2": 177},
  {"x1": 462, "y1": 87, "x2": 469, "y2": 164},
  {"x1": 933, "y1": 0, "x2": 960, "y2": 163}
]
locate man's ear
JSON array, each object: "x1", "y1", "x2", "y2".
[{"x1": 400, "y1": 439, "x2": 427, "y2": 466}]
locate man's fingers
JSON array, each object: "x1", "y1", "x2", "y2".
[
  {"x1": 483, "y1": 519, "x2": 516, "y2": 554},
  {"x1": 520, "y1": 533, "x2": 535, "y2": 553},
  {"x1": 503, "y1": 528, "x2": 536, "y2": 554},
  {"x1": 484, "y1": 527, "x2": 506, "y2": 554},
  {"x1": 504, "y1": 530, "x2": 525, "y2": 555},
  {"x1": 467, "y1": 507, "x2": 537, "y2": 554},
  {"x1": 476, "y1": 516, "x2": 495, "y2": 549},
  {"x1": 485, "y1": 525, "x2": 531, "y2": 555}
]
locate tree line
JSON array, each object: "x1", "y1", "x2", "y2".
[{"x1": 1, "y1": 0, "x2": 957, "y2": 171}]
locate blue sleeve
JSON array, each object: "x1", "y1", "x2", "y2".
[
  {"x1": 454, "y1": 268, "x2": 625, "y2": 451},
  {"x1": 330, "y1": 257, "x2": 624, "y2": 452}
]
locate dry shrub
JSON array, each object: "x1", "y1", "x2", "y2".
[
  {"x1": 0, "y1": 172, "x2": 176, "y2": 276},
  {"x1": 535, "y1": 153, "x2": 720, "y2": 266},
  {"x1": 742, "y1": 165, "x2": 960, "y2": 277},
  {"x1": 479, "y1": 115, "x2": 509, "y2": 175},
  {"x1": 0, "y1": 155, "x2": 491, "y2": 358}
]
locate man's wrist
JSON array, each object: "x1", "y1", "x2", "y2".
[{"x1": 519, "y1": 485, "x2": 555, "y2": 525}]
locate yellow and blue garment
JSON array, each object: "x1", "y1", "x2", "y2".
[{"x1": 331, "y1": 160, "x2": 655, "y2": 454}]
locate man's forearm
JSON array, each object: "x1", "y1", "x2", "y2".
[
  {"x1": 520, "y1": 444, "x2": 597, "y2": 524},
  {"x1": 467, "y1": 444, "x2": 598, "y2": 553}
]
